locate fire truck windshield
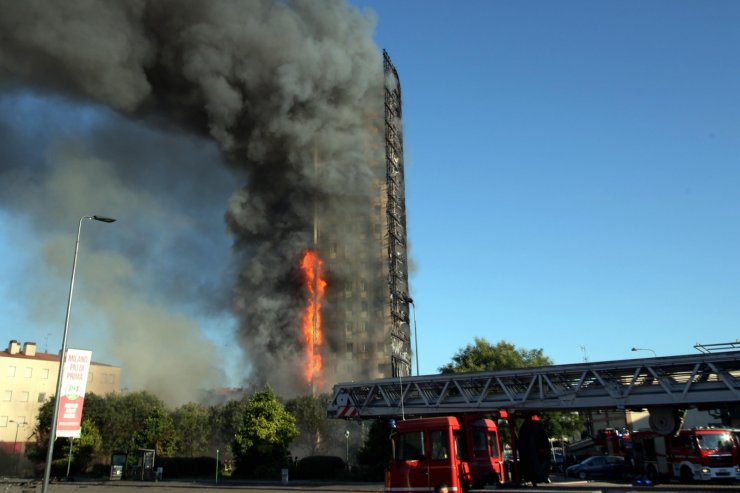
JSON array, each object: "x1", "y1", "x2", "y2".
[{"x1": 696, "y1": 432, "x2": 734, "y2": 452}]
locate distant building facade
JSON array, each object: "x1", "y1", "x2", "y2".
[{"x1": 0, "y1": 340, "x2": 121, "y2": 449}]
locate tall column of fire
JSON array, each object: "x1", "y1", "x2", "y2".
[{"x1": 301, "y1": 148, "x2": 325, "y2": 395}]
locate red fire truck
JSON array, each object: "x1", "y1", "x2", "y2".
[
  {"x1": 385, "y1": 415, "x2": 505, "y2": 492},
  {"x1": 567, "y1": 427, "x2": 631, "y2": 462},
  {"x1": 632, "y1": 427, "x2": 740, "y2": 483}
]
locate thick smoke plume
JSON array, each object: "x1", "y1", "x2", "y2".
[{"x1": 0, "y1": 0, "x2": 384, "y2": 402}]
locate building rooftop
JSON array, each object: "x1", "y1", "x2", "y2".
[{"x1": 2, "y1": 339, "x2": 116, "y2": 367}]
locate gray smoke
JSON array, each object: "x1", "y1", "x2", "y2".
[{"x1": 0, "y1": 0, "x2": 384, "y2": 402}]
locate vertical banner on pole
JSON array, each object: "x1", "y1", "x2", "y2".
[{"x1": 56, "y1": 349, "x2": 92, "y2": 438}]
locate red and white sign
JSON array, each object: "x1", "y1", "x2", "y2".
[{"x1": 56, "y1": 348, "x2": 92, "y2": 438}]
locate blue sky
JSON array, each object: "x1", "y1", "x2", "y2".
[
  {"x1": 0, "y1": 0, "x2": 738, "y2": 389},
  {"x1": 354, "y1": 0, "x2": 740, "y2": 372}
]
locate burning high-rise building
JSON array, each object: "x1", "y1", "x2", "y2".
[
  {"x1": 0, "y1": 0, "x2": 410, "y2": 401},
  {"x1": 315, "y1": 50, "x2": 412, "y2": 387}
]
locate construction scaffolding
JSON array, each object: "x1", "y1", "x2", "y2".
[{"x1": 383, "y1": 50, "x2": 412, "y2": 378}]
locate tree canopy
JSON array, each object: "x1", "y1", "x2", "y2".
[
  {"x1": 439, "y1": 338, "x2": 552, "y2": 373},
  {"x1": 439, "y1": 338, "x2": 584, "y2": 442},
  {"x1": 232, "y1": 386, "x2": 298, "y2": 478}
]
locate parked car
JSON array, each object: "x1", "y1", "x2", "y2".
[
  {"x1": 566, "y1": 455, "x2": 627, "y2": 480},
  {"x1": 551, "y1": 452, "x2": 565, "y2": 472}
]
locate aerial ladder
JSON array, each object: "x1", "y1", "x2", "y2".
[{"x1": 327, "y1": 350, "x2": 740, "y2": 435}]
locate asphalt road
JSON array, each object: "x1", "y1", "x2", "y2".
[
  {"x1": 1, "y1": 479, "x2": 385, "y2": 493},
  {"x1": 2, "y1": 477, "x2": 739, "y2": 493}
]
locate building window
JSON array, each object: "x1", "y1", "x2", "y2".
[
  {"x1": 20, "y1": 392, "x2": 29, "y2": 402},
  {"x1": 2, "y1": 391, "x2": 11, "y2": 402},
  {"x1": 104, "y1": 374, "x2": 115, "y2": 384},
  {"x1": 360, "y1": 343, "x2": 368, "y2": 353},
  {"x1": 41, "y1": 368, "x2": 49, "y2": 379},
  {"x1": 0, "y1": 416, "x2": 7, "y2": 427},
  {"x1": 360, "y1": 321, "x2": 368, "y2": 333},
  {"x1": 23, "y1": 367, "x2": 32, "y2": 378},
  {"x1": 38, "y1": 393, "x2": 47, "y2": 403},
  {"x1": 345, "y1": 322, "x2": 353, "y2": 335},
  {"x1": 7, "y1": 366, "x2": 16, "y2": 377},
  {"x1": 346, "y1": 343, "x2": 354, "y2": 353}
]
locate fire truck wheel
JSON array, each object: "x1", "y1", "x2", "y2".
[
  {"x1": 648, "y1": 407, "x2": 684, "y2": 436},
  {"x1": 679, "y1": 466, "x2": 693, "y2": 483}
]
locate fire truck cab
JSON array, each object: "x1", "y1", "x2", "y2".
[
  {"x1": 632, "y1": 427, "x2": 740, "y2": 483},
  {"x1": 385, "y1": 415, "x2": 504, "y2": 492}
]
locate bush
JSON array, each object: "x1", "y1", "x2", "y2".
[
  {"x1": 155, "y1": 456, "x2": 218, "y2": 478},
  {"x1": 295, "y1": 455, "x2": 345, "y2": 480}
]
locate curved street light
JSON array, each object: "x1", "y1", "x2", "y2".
[
  {"x1": 42, "y1": 215, "x2": 116, "y2": 493},
  {"x1": 9, "y1": 419, "x2": 26, "y2": 475},
  {"x1": 631, "y1": 347, "x2": 657, "y2": 358}
]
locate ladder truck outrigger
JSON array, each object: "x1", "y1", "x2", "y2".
[{"x1": 327, "y1": 350, "x2": 740, "y2": 491}]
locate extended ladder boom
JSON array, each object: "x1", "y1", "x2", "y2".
[{"x1": 327, "y1": 351, "x2": 740, "y2": 419}]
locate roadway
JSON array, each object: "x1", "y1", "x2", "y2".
[{"x1": 2, "y1": 477, "x2": 739, "y2": 493}]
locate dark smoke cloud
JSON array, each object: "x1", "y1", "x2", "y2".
[{"x1": 0, "y1": 0, "x2": 384, "y2": 400}]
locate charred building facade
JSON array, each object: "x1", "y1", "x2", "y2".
[
  {"x1": 320, "y1": 51, "x2": 412, "y2": 384},
  {"x1": 382, "y1": 51, "x2": 412, "y2": 378}
]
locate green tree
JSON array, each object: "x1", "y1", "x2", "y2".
[
  {"x1": 207, "y1": 396, "x2": 249, "y2": 462},
  {"x1": 85, "y1": 391, "x2": 171, "y2": 455},
  {"x1": 356, "y1": 419, "x2": 393, "y2": 480},
  {"x1": 285, "y1": 394, "x2": 346, "y2": 455},
  {"x1": 133, "y1": 405, "x2": 176, "y2": 456},
  {"x1": 439, "y1": 338, "x2": 552, "y2": 373},
  {"x1": 440, "y1": 338, "x2": 584, "y2": 442},
  {"x1": 232, "y1": 386, "x2": 298, "y2": 478},
  {"x1": 26, "y1": 394, "x2": 106, "y2": 474},
  {"x1": 172, "y1": 402, "x2": 211, "y2": 456},
  {"x1": 25, "y1": 396, "x2": 55, "y2": 465},
  {"x1": 57, "y1": 420, "x2": 103, "y2": 474},
  {"x1": 81, "y1": 392, "x2": 118, "y2": 457}
]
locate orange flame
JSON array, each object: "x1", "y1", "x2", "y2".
[{"x1": 300, "y1": 249, "x2": 326, "y2": 386}]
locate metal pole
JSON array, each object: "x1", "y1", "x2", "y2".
[
  {"x1": 404, "y1": 297, "x2": 419, "y2": 376},
  {"x1": 42, "y1": 215, "x2": 115, "y2": 493},
  {"x1": 66, "y1": 438, "x2": 73, "y2": 478},
  {"x1": 215, "y1": 449, "x2": 219, "y2": 485},
  {"x1": 10, "y1": 420, "x2": 21, "y2": 475},
  {"x1": 410, "y1": 301, "x2": 419, "y2": 376},
  {"x1": 344, "y1": 431, "x2": 350, "y2": 467},
  {"x1": 42, "y1": 216, "x2": 85, "y2": 493}
]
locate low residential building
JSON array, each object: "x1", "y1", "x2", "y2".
[{"x1": 0, "y1": 339, "x2": 120, "y2": 450}]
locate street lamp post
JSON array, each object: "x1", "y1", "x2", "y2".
[
  {"x1": 9, "y1": 419, "x2": 26, "y2": 475},
  {"x1": 631, "y1": 347, "x2": 657, "y2": 358},
  {"x1": 41, "y1": 215, "x2": 116, "y2": 493}
]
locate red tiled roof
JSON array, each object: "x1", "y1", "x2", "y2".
[{"x1": 0, "y1": 351, "x2": 115, "y2": 367}]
